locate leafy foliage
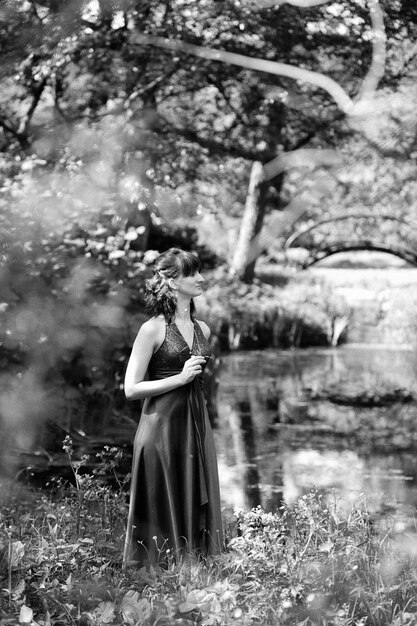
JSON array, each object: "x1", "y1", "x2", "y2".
[
  {"x1": 230, "y1": 492, "x2": 417, "y2": 625},
  {"x1": 1, "y1": 451, "x2": 417, "y2": 626},
  {"x1": 2, "y1": 0, "x2": 417, "y2": 242},
  {"x1": 199, "y1": 266, "x2": 349, "y2": 349}
]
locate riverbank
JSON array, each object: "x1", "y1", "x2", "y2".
[
  {"x1": 199, "y1": 264, "x2": 417, "y2": 350},
  {"x1": 1, "y1": 444, "x2": 417, "y2": 626},
  {"x1": 198, "y1": 266, "x2": 350, "y2": 350}
]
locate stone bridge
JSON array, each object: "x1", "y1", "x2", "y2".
[{"x1": 283, "y1": 213, "x2": 417, "y2": 267}]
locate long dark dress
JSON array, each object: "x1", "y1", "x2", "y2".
[{"x1": 123, "y1": 319, "x2": 223, "y2": 566}]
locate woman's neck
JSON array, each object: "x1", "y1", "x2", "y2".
[{"x1": 175, "y1": 296, "x2": 192, "y2": 322}]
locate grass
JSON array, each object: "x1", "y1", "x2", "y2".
[{"x1": 1, "y1": 443, "x2": 417, "y2": 625}]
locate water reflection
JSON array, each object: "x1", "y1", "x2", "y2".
[{"x1": 214, "y1": 346, "x2": 417, "y2": 531}]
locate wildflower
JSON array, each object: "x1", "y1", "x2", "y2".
[{"x1": 222, "y1": 591, "x2": 234, "y2": 602}]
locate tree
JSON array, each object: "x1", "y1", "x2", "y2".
[
  {"x1": 1, "y1": 0, "x2": 417, "y2": 274},
  {"x1": 136, "y1": 0, "x2": 392, "y2": 278}
]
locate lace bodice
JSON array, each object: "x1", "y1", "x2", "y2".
[{"x1": 148, "y1": 320, "x2": 212, "y2": 380}]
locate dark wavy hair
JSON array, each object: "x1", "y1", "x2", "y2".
[{"x1": 145, "y1": 248, "x2": 202, "y2": 322}]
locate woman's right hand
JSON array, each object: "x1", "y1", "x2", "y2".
[{"x1": 180, "y1": 355, "x2": 206, "y2": 384}]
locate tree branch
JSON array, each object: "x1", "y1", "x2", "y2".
[
  {"x1": 133, "y1": 0, "x2": 386, "y2": 120},
  {"x1": 263, "y1": 148, "x2": 344, "y2": 181},
  {"x1": 133, "y1": 34, "x2": 355, "y2": 115},
  {"x1": 257, "y1": 0, "x2": 332, "y2": 6},
  {"x1": 17, "y1": 76, "x2": 49, "y2": 136},
  {"x1": 356, "y1": 0, "x2": 386, "y2": 101}
]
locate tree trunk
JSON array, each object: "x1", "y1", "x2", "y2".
[{"x1": 229, "y1": 161, "x2": 266, "y2": 282}]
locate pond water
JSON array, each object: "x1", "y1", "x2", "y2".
[
  {"x1": 15, "y1": 344, "x2": 417, "y2": 534},
  {"x1": 213, "y1": 346, "x2": 417, "y2": 532}
]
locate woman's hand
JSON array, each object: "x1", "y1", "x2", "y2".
[{"x1": 180, "y1": 355, "x2": 206, "y2": 384}]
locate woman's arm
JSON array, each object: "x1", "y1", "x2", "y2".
[{"x1": 124, "y1": 319, "x2": 205, "y2": 401}]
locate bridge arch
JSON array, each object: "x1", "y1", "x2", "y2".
[{"x1": 284, "y1": 213, "x2": 417, "y2": 267}]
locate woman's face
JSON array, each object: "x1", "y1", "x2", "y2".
[{"x1": 176, "y1": 270, "x2": 205, "y2": 298}]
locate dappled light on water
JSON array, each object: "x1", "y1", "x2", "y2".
[{"x1": 214, "y1": 346, "x2": 417, "y2": 532}]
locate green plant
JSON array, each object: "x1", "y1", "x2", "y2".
[{"x1": 1, "y1": 468, "x2": 417, "y2": 625}]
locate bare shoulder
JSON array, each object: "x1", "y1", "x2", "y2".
[
  {"x1": 135, "y1": 316, "x2": 165, "y2": 346},
  {"x1": 141, "y1": 316, "x2": 165, "y2": 333},
  {"x1": 195, "y1": 319, "x2": 210, "y2": 340}
]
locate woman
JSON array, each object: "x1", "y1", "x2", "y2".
[{"x1": 123, "y1": 247, "x2": 223, "y2": 566}]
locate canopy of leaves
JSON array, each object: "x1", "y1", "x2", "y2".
[{"x1": 1, "y1": 0, "x2": 416, "y2": 253}]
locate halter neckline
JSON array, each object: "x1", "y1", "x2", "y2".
[{"x1": 172, "y1": 320, "x2": 196, "y2": 352}]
